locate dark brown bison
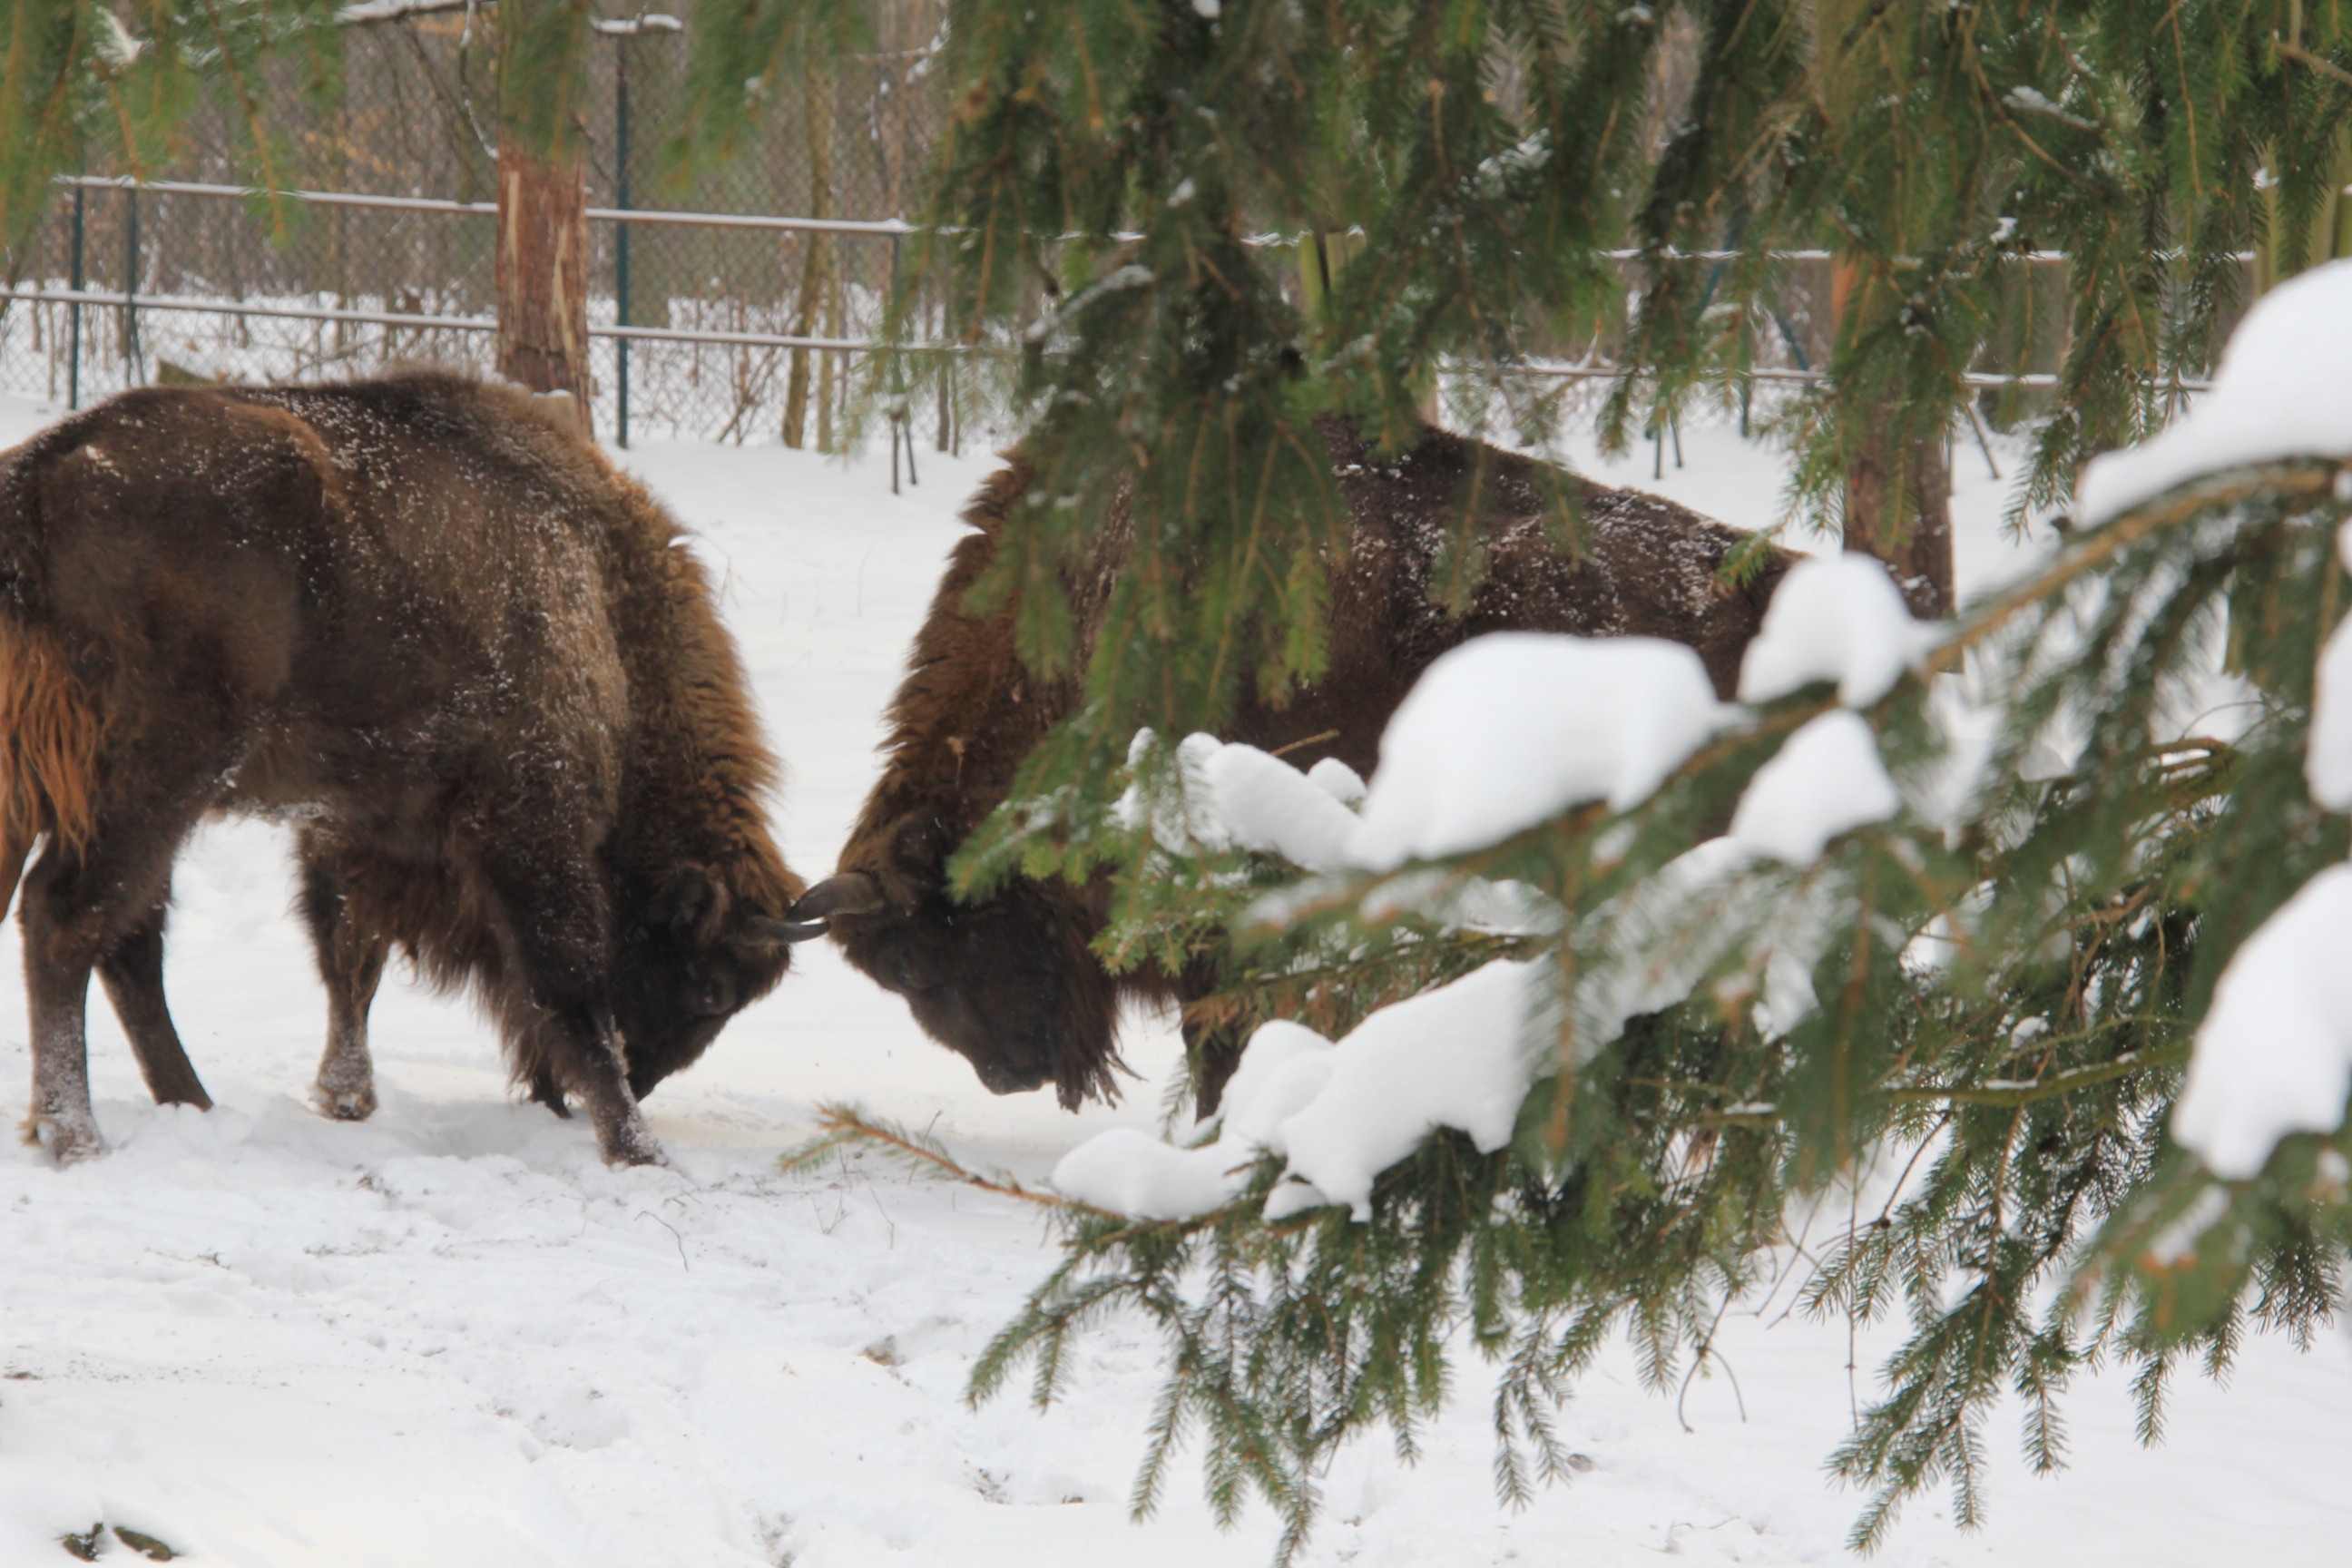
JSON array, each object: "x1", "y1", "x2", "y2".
[
  {"x1": 0, "y1": 372, "x2": 813, "y2": 1166},
  {"x1": 790, "y1": 421, "x2": 1788, "y2": 1113}
]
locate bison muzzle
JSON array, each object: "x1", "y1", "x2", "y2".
[{"x1": 0, "y1": 372, "x2": 823, "y2": 1166}]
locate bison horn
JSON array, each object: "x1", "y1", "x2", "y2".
[
  {"x1": 791, "y1": 873, "x2": 886, "y2": 922},
  {"x1": 748, "y1": 915, "x2": 835, "y2": 946}
]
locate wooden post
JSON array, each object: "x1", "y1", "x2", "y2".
[{"x1": 495, "y1": 142, "x2": 591, "y2": 430}]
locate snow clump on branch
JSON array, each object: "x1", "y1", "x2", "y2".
[
  {"x1": 1345, "y1": 633, "x2": 1728, "y2": 869},
  {"x1": 2077, "y1": 258, "x2": 2352, "y2": 526},
  {"x1": 1737, "y1": 554, "x2": 1938, "y2": 708},
  {"x1": 2173, "y1": 864, "x2": 2352, "y2": 1180},
  {"x1": 1052, "y1": 961, "x2": 1547, "y2": 1221}
]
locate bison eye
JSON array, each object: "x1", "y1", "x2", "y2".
[
  {"x1": 891, "y1": 950, "x2": 937, "y2": 994},
  {"x1": 692, "y1": 972, "x2": 737, "y2": 1016}
]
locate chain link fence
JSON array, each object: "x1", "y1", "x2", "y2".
[
  {"x1": 0, "y1": 2, "x2": 2173, "y2": 473},
  {"x1": 0, "y1": 1, "x2": 991, "y2": 460}
]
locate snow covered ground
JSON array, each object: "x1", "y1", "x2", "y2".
[{"x1": 1, "y1": 393, "x2": 2346, "y2": 1567}]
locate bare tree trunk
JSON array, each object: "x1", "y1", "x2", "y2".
[
  {"x1": 817, "y1": 273, "x2": 841, "y2": 452},
  {"x1": 1831, "y1": 258, "x2": 1953, "y2": 618},
  {"x1": 783, "y1": 71, "x2": 837, "y2": 449},
  {"x1": 1842, "y1": 428, "x2": 1952, "y2": 616},
  {"x1": 495, "y1": 142, "x2": 591, "y2": 432}
]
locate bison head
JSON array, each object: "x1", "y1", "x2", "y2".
[
  {"x1": 612, "y1": 863, "x2": 813, "y2": 1099},
  {"x1": 792, "y1": 814, "x2": 1122, "y2": 1106}
]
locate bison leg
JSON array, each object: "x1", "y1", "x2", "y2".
[
  {"x1": 19, "y1": 827, "x2": 183, "y2": 1162},
  {"x1": 297, "y1": 850, "x2": 387, "y2": 1122},
  {"x1": 1182, "y1": 1013, "x2": 1249, "y2": 1120},
  {"x1": 476, "y1": 845, "x2": 662, "y2": 1166},
  {"x1": 94, "y1": 897, "x2": 212, "y2": 1110},
  {"x1": 19, "y1": 846, "x2": 103, "y2": 1161},
  {"x1": 1171, "y1": 956, "x2": 1249, "y2": 1119}
]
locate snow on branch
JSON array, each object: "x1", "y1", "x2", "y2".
[
  {"x1": 1738, "y1": 554, "x2": 1937, "y2": 708},
  {"x1": 2078, "y1": 258, "x2": 2352, "y2": 526},
  {"x1": 1054, "y1": 960, "x2": 1547, "y2": 1221},
  {"x1": 1346, "y1": 633, "x2": 1727, "y2": 869},
  {"x1": 2172, "y1": 863, "x2": 2352, "y2": 1180},
  {"x1": 338, "y1": 0, "x2": 468, "y2": 24}
]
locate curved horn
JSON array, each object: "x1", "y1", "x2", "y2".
[
  {"x1": 746, "y1": 915, "x2": 836, "y2": 946},
  {"x1": 791, "y1": 872, "x2": 886, "y2": 922}
]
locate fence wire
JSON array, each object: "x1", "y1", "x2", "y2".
[
  {"x1": 0, "y1": 0, "x2": 2209, "y2": 466},
  {"x1": 0, "y1": 1, "x2": 994, "y2": 458}
]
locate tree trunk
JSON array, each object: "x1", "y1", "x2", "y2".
[
  {"x1": 1831, "y1": 257, "x2": 1954, "y2": 618},
  {"x1": 1842, "y1": 427, "x2": 1952, "y2": 617},
  {"x1": 783, "y1": 70, "x2": 837, "y2": 450},
  {"x1": 495, "y1": 142, "x2": 591, "y2": 433}
]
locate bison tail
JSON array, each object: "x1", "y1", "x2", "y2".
[{"x1": 0, "y1": 612, "x2": 103, "y2": 920}]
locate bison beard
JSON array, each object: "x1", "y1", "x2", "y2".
[
  {"x1": 0, "y1": 372, "x2": 815, "y2": 1166},
  {"x1": 799, "y1": 422, "x2": 1790, "y2": 1115}
]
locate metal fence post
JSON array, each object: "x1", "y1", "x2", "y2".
[
  {"x1": 614, "y1": 33, "x2": 631, "y2": 448},
  {"x1": 67, "y1": 184, "x2": 84, "y2": 409},
  {"x1": 593, "y1": 13, "x2": 681, "y2": 447},
  {"x1": 122, "y1": 188, "x2": 142, "y2": 385},
  {"x1": 888, "y1": 230, "x2": 916, "y2": 494}
]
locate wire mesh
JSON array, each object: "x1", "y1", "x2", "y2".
[
  {"x1": 0, "y1": 1, "x2": 985, "y2": 459},
  {"x1": 0, "y1": 3, "x2": 2171, "y2": 467}
]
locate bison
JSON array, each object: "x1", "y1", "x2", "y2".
[
  {"x1": 790, "y1": 420, "x2": 1789, "y2": 1113},
  {"x1": 0, "y1": 372, "x2": 814, "y2": 1166}
]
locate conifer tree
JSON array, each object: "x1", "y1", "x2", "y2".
[
  {"x1": 764, "y1": 0, "x2": 2352, "y2": 1556},
  {"x1": 10, "y1": 2, "x2": 2352, "y2": 1555},
  {"x1": 0, "y1": 0, "x2": 879, "y2": 403}
]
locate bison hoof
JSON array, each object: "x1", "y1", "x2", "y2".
[
  {"x1": 598, "y1": 1127, "x2": 669, "y2": 1167},
  {"x1": 606, "y1": 1139, "x2": 669, "y2": 1169},
  {"x1": 314, "y1": 1083, "x2": 377, "y2": 1122},
  {"x1": 30, "y1": 1114, "x2": 105, "y2": 1165}
]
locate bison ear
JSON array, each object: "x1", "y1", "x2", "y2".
[{"x1": 652, "y1": 863, "x2": 727, "y2": 941}]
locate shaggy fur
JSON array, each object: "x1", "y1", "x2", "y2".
[
  {"x1": 813, "y1": 420, "x2": 1790, "y2": 1113},
  {"x1": 0, "y1": 372, "x2": 803, "y2": 1165}
]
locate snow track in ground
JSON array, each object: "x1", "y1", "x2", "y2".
[{"x1": 1, "y1": 399, "x2": 2345, "y2": 1567}]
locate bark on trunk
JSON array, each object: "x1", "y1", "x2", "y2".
[
  {"x1": 783, "y1": 70, "x2": 837, "y2": 450},
  {"x1": 1842, "y1": 428, "x2": 1952, "y2": 618},
  {"x1": 1831, "y1": 258, "x2": 1954, "y2": 618},
  {"x1": 495, "y1": 142, "x2": 591, "y2": 433}
]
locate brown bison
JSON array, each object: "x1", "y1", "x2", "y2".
[
  {"x1": 0, "y1": 372, "x2": 813, "y2": 1166},
  {"x1": 790, "y1": 421, "x2": 1788, "y2": 1113}
]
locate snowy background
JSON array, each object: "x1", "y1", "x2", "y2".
[{"x1": 1, "y1": 393, "x2": 2346, "y2": 1567}]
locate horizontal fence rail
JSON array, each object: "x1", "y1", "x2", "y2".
[
  {"x1": 56, "y1": 176, "x2": 918, "y2": 237},
  {"x1": 0, "y1": 287, "x2": 892, "y2": 353},
  {"x1": 1, "y1": 173, "x2": 2228, "y2": 485},
  {"x1": 2, "y1": 176, "x2": 957, "y2": 473}
]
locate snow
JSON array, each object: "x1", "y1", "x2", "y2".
[
  {"x1": 1727, "y1": 709, "x2": 1903, "y2": 865},
  {"x1": 1199, "y1": 740, "x2": 1360, "y2": 873},
  {"x1": 1305, "y1": 755, "x2": 1367, "y2": 806},
  {"x1": 2308, "y1": 609, "x2": 2352, "y2": 809},
  {"x1": 2078, "y1": 258, "x2": 2352, "y2": 525},
  {"x1": 1112, "y1": 732, "x2": 1358, "y2": 871},
  {"x1": 1055, "y1": 959, "x2": 1544, "y2": 1223},
  {"x1": 1347, "y1": 633, "x2": 1726, "y2": 869},
  {"x1": 2172, "y1": 863, "x2": 2352, "y2": 1180},
  {"x1": 2308, "y1": 524, "x2": 2352, "y2": 809},
  {"x1": 1210, "y1": 1019, "x2": 1338, "y2": 1145},
  {"x1": 1050, "y1": 1128, "x2": 1245, "y2": 1220},
  {"x1": 1570, "y1": 838, "x2": 1829, "y2": 1052},
  {"x1": 0, "y1": 394, "x2": 2345, "y2": 1567},
  {"x1": 1737, "y1": 553, "x2": 1938, "y2": 707},
  {"x1": 1270, "y1": 958, "x2": 1546, "y2": 1219}
]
